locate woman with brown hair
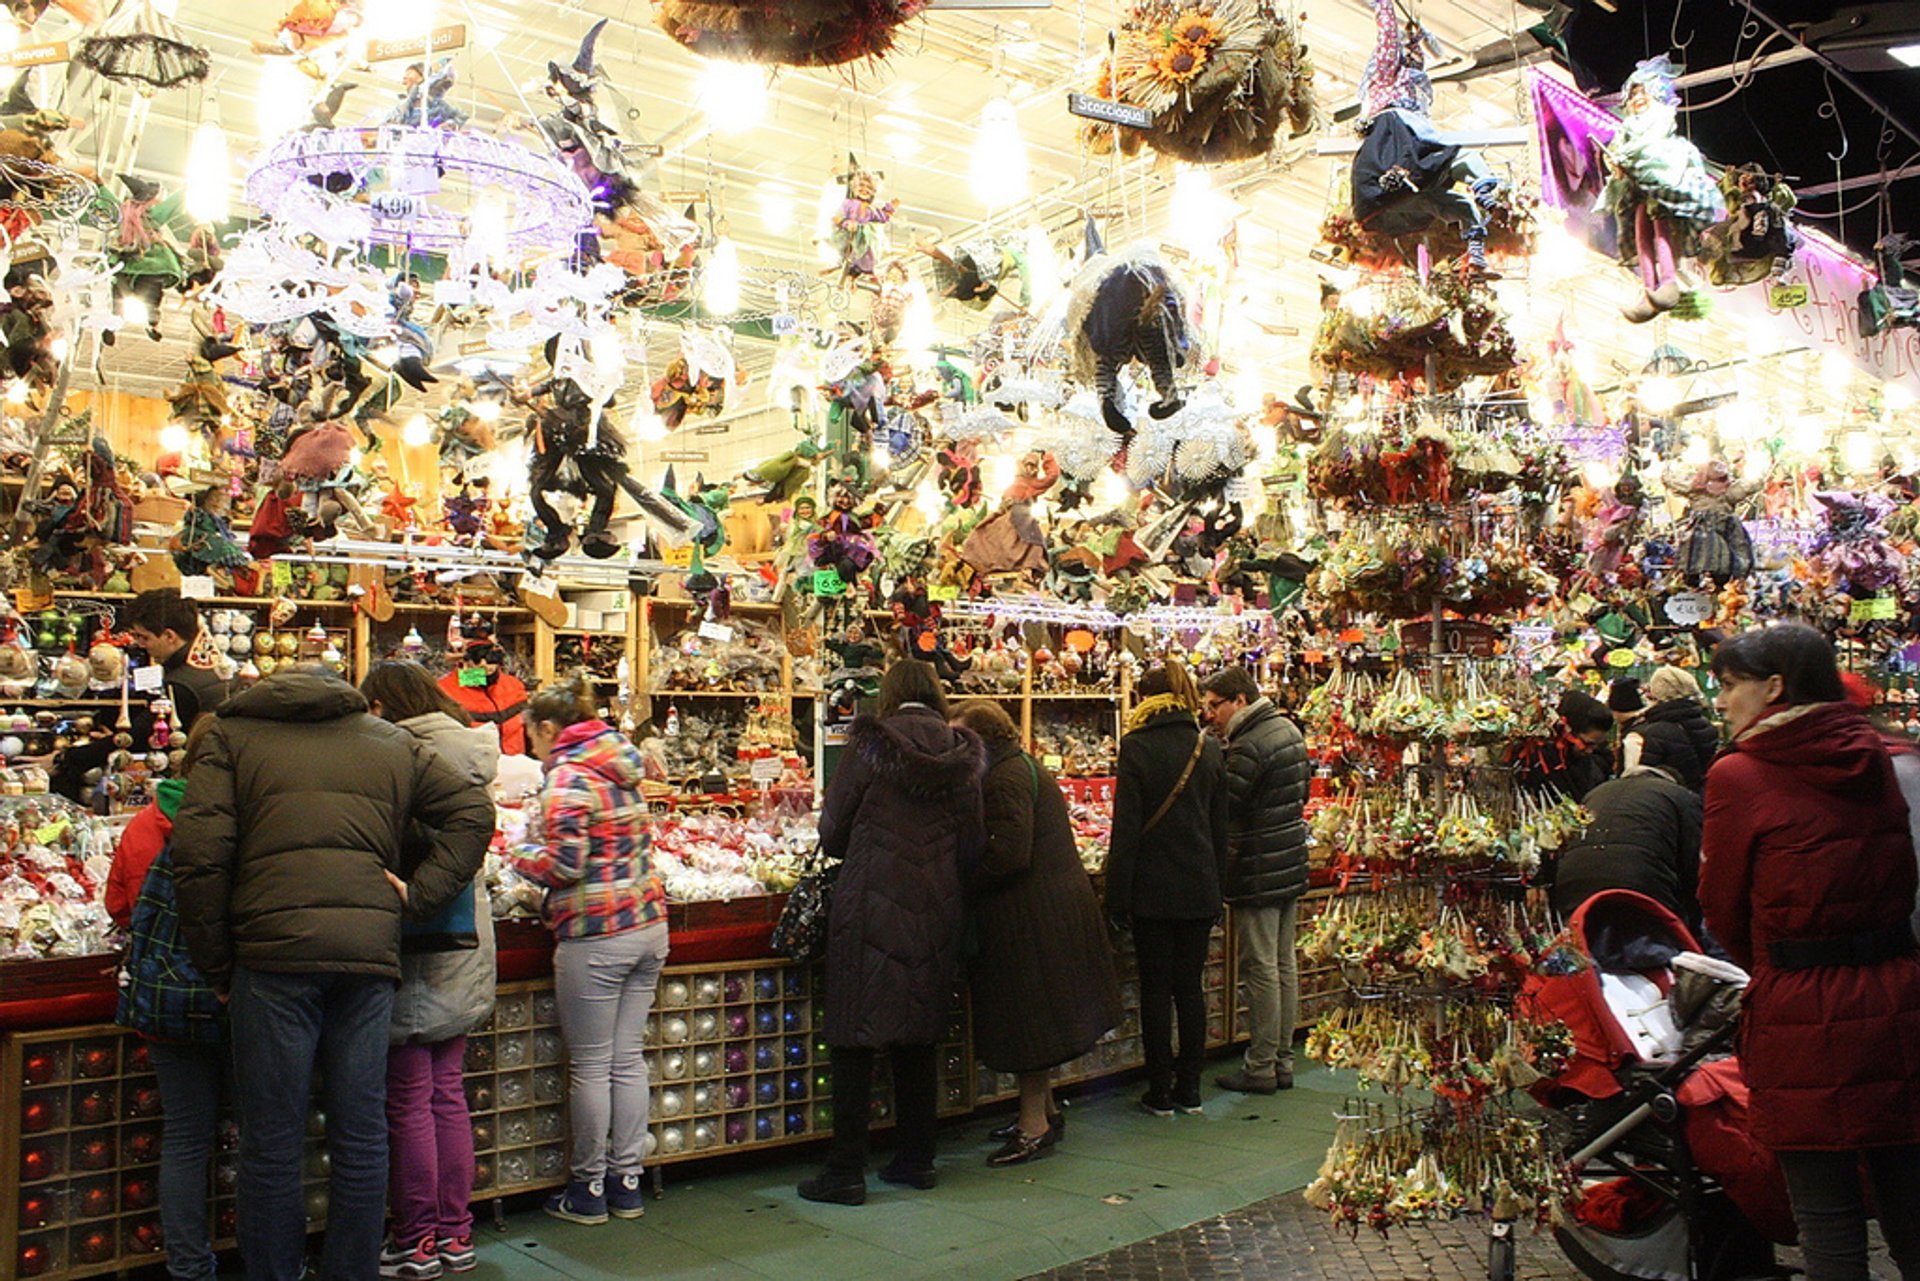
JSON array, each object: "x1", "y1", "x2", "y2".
[
  {"x1": 951, "y1": 699, "x2": 1120, "y2": 1166},
  {"x1": 799, "y1": 660, "x2": 984, "y2": 1204},
  {"x1": 1107, "y1": 661, "x2": 1229, "y2": 1116}
]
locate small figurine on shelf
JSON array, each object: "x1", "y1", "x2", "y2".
[
  {"x1": 1598, "y1": 56, "x2": 1726, "y2": 323},
  {"x1": 828, "y1": 157, "x2": 898, "y2": 284}
]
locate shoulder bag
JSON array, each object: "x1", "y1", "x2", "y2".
[
  {"x1": 769, "y1": 847, "x2": 840, "y2": 962},
  {"x1": 1142, "y1": 729, "x2": 1206, "y2": 834}
]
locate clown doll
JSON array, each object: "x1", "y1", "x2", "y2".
[{"x1": 1598, "y1": 56, "x2": 1726, "y2": 323}]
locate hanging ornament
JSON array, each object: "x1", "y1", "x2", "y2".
[{"x1": 74, "y1": 0, "x2": 211, "y2": 91}]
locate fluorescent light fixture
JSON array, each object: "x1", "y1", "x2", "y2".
[{"x1": 1892, "y1": 41, "x2": 1920, "y2": 66}]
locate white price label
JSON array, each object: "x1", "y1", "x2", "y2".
[
  {"x1": 179, "y1": 575, "x2": 214, "y2": 600},
  {"x1": 697, "y1": 621, "x2": 736, "y2": 643},
  {"x1": 522, "y1": 575, "x2": 560, "y2": 598},
  {"x1": 750, "y1": 756, "x2": 784, "y2": 783},
  {"x1": 1664, "y1": 592, "x2": 1715, "y2": 626},
  {"x1": 772, "y1": 314, "x2": 798, "y2": 336},
  {"x1": 131, "y1": 665, "x2": 165, "y2": 693},
  {"x1": 1223, "y1": 476, "x2": 1254, "y2": 503}
]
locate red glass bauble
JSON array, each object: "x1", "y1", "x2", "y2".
[
  {"x1": 20, "y1": 1144, "x2": 52, "y2": 1181},
  {"x1": 18, "y1": 1194, "x2": 49, "y2": 1228},
  {"x1": 74, "y1": 1089, "x2": 113, "y2": 1126},
  {"x1": 126, "y1": 1042, "x2": 151, "y2": 1073},
  {"x1": 129, "y1": 1220, "x2": 162, "y2": 1253},
  {"x1": 77, "y1": 1047, "x2": 114, "y2": 1078},
  {"x1": 120, "y1": 1177, "x2": 154, "y2": 1210},
  {"x1": 20, "y1": 1099, "x2": 51, "y2": 1133},
  {"x1": 22, "y1": 1053, "x2": 55, "y2": 1085},
  {"x1": 126, "y1": 1086, "x2": 161, "y2": 1118},
  {"x1": 79, "y1": 1184, "x2": 114, "y2": 1218},
  {"x1": 75, "y1": 1137, "x2": 114, "y2": 1170},
  {"x1": 77, "y1": 1229, "x2": 113, "y2": 1262},
  {"x1": 125, "y1": 1129, "x2": 159, "y2": 1163},
  {"x1": 216, "y1": 1205, "x2": 237, "y2": 1237},
  {"x1": 17, "y1": 1242, "x2": 46, "y2": 1276}
]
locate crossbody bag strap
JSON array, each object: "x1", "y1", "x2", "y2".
[{"x1": 1142, "y1": 730, "x2": 1206, "y2": 834}]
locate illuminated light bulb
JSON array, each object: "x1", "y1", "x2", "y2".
[
  {"x1": 872, "y1": 443, "x2": 892, "y2": 476},
  {"x1": 4, "y1": 380, "x2": 27, "y2": 406},
  {"x1": 814, "y1": 178, "x2": 843, "y2": 266},
  {"x1": 915, "y1": 477, "x2": 943, "y2": 520},
  {"x1": 970, "y1": 97, "x2": 1028, "y2": 210},
  {"x1": 886, "y1": 130, "x2": 922, "y2": 161},
  {"x1": 257, "y1": 57, "x2": 313, "y2": 141},
  {"x1": 348, "y1": 447, "x2": 364, "y2": 468},
  {"x1": 1679, "y1": 434, "x2": 1711, "y2": 466},
  {"x1": 1342, "y1": 287, "x2": 1377, "y2": 319},
  {"x1": 469, "y1": 400, "x2": 502, "y2": 423},
  {"x1": 1821, "y1": 350, "x2": 1855, "y2": 396},
  {"x1": 982, "y1": 453, "x2": 1016, "y2": 496},
  {"x1": 1637, "y1": 374, "x2": 1682, "y2": 415},
  {"x1": 402, "y1": 414, "x2": 433, "y2": 447},
  {"x1": 120, "y1": 295, "x2": 150, "y2": 329},
  {"x1": 899, "y1": 280, "x2": 937, "y2": 364},
  {"x1": 704, "y1": 236, "x2": 742, "y2": 316},
  {"x1": 490, "y1": 447, "x2": 530, "y2": 494},
  {"x1": 1581, "y1": 460, "x2": 1617, "y2": 490},
  {"x1": 474, "y1": 23, "x2": 506, "y2": 48},
  {"x1": 1788, "y1": 416, "x2": 1825, "y2": 457},
  {"x1": 697, "y1": 61, "x2": 767, "y2": 135},
  {"x1": 48, "y1": 337, "x2": 67, "y2": 363},
  {"x1": 185, "y1": 116, "x2": 230, "y2": 224},
  {"x1": 159, "y1": 423, "x2": 191, "y2": 453},
  {"x1": 1886, "y1": 382, "x2": 1916, "y2": 414},
  {"x1": 469, "y1": 191, "x2": 509, "y2": 265},
  {"x1": 758, "y1": 189, "x2": 794, "y2": 235},
  {"x1": 1168, "y1": 166, "x2": 1233, "y2": 258},
  {"x1": 1097, "y1": 472, "x2": 1130, "y2": 510},
  {"x1": 631, "y1": 403, "x2": 669, "y2": 443},
  {"x1": 1843, "y1": 431, "x2": 1876, "y2": 475},
  {"x1": 1024, "y1": 224, "x2": 1060, "y2": 305}
]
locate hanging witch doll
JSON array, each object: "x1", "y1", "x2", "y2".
[
  {"x1": 170, "y1": 483, "x2": 251, "y2": 584},
  {"x1": 1065, "y1": 217, "x2": 1190, "y2": 439},
  {"x1": 1597, "y1": 56, "x2": 1726, "y2": 323},
  {"x1": 828, "y1": 156, "x2": 898, "y2": 285},
  {"x1": 1666, "y1": 458, "x2": 1760, "y2": 586}
]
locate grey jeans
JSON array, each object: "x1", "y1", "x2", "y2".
[
  {"x1": 553, "y1": 922, "x2": 670, "y2": 1184},
  {"x1": 1236, "y1": 900, "x2": 1300, "y2": 1077}
]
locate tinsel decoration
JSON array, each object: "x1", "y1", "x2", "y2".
[
  {"x1": 1044, "y1": 395, "x2": 1123, "y2": 483},
  {"x1": 74, "y1": 0, "x2": 210, "y2": 91},
  {"x1": 938, "y1": 402, "x2": 1018, "y2": 441},
  {"x1": 1164, "y1": 384, "x2": 1251, "y2": 482},
  {"x1": 658, "y1": 0, "x2": 929, "y2": 67},
  {"x1": 1083, "y1": 0, "x2": 1317, "y2": 164}
]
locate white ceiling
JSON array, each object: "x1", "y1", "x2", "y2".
[{"x1": 22, "y1": 0, "x2": 1920, "y2": 482}]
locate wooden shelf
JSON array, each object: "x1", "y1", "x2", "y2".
[
  {"x1": 386, "y1": 601, "x2": 530, "y2": 616},
  {"x1": 0, "y1": 697, "x2": 129, "y2": 708},
  {"x1": 550, "y1": 628, "x2": 628, "y2": 640},
  {"x1": 52, "y1": 591, "x2": 357, "y2": 609},
  {"x1": 647, "y1": 689, "x2": 784, "y2": 699},
  {"x1": 647, "y1": 598, "x2": 781, "y2": 615},
  {"x1": 1028, "y1": 691, "x2": 1124, "y2": 701}
]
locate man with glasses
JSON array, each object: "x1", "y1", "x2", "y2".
[{"x1": 1199, "y1": 667, "x2": 1310, "y2": 1093}]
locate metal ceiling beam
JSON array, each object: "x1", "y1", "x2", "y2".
[
  {"x1": 1743, "y1": 0, "x2": 1920, "y2": 160},
  {"x1": 1797, "y1": 157, "x2": 1920, "y2": 200}
]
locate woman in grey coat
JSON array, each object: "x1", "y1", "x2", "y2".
[{"x1": 362, "y1": 661, "x2": 499, "y2": 1275}]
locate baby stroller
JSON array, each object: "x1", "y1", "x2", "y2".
[{"x1": 1519, "y1": 890, "x2": 1797, "y2": 1281}]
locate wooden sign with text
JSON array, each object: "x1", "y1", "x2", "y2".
[
  {"x1": 367, "y1": 25, "x2": 467, "y2": 63},
  {"x1": 0, "y1": 41, "x2": 69, "y2": 69},
  {"x1": 1067, "y1": 93, "x2": 1151, "y2": 130}
]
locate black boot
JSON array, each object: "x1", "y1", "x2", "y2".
[{"x1": 801, "y1": 1047, "x2": 873, "y2": 1204}]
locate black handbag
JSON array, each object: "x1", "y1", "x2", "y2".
[{"x1": 770, "y1": 852, "x2": 840, "y2": 962}]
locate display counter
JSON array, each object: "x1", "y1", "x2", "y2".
[{"x1": 0, "y1": 886, "x2": 1346, "y2": 1280}]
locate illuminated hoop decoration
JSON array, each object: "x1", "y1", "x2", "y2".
[{"x1": 244, "y1": 126, "x2": 593, "y2": 255}]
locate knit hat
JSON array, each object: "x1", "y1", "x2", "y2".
[
  {"x1": 1608, "y1": 677, "x2": 1646, "y2": 714},
  {"x1": 1644, "y1": 665, "x2": 1699, "y2": 703}
]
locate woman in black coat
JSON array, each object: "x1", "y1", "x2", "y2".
[
  {"x1": 952, "y1": 700, "x2": 1121, "y2": 1167},
  {"x1": 1629, "y1": 665, "x2": 1720, "y2": 791},
  {"x1": 1107, "y1": 662, "x2": 1230, "y2": 1117},
  {"x1": 799, "y1": 661, "x2": 984, "y2": 1206}
]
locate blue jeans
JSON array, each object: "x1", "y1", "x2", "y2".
[
  {"x1": 229, "y1": 968, "x2": 395, "y2": 1281},
  {"x1": 148, "y1": 1040, "x2": 223, "y2": 1280}
]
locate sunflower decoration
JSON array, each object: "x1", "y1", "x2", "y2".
[{"x1": 1082, "y1": 0, "x2": 1318, "y2": 164}]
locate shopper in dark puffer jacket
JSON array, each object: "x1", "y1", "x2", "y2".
[
  {"x1": 1701, "y1": 624, "x2": 1920, "y2": 1281},
  {"x1": 1200, "y1": 667, "x2": 1309, "y2": 1095},
  {"x1": 1109, "y1": 661, "x2": 1229, "y2": 1118},
  {"x1": 800, "y1": 660, "x2": 984, "y2": 1206},
  {"x1": 172, "y1": 665, "x2": 493, "y2": 1281},
  {"x1": 1551, "y1": 721, "x2": 1705, "y2": 936},
  {"x1": 1628, "y1": 665, "x2": 1719, "y2": 790}
]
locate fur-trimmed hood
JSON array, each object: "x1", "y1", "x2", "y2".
[{"x1": 845, "y1": 708, "x2": 983, "y2": 796}]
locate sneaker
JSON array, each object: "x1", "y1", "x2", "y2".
[
  {"x1": 380, "y1": 1235, "x2": 443, "y2": 1280},
  {"x1": 544, "y1": 1179, "x2": 608, "y2": 1225},
  {"x1": 1139, "y1": 1090, "x2": 1175, "y2": 1118},
  {"x1": 606, "y1": 1173, "x2": 647, "y2": 1220},
  {"x1": 436, "y1": 1237, "x2": 476, "y2": 1274},
  {"x1": 1214, "y1": 1068, "x2": 1280, "y2": 1095},
  {"x1": 1173, "y1": 1084, "x2": 1205, "y2": 1115}
]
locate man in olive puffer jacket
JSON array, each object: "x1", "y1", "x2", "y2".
[
  {"x1": 1201, "y1": 667, "x2": 1310, "y2": 1093},
  {"x1": 173, "y1": 665, "x2": 493, "y2": 1281}
]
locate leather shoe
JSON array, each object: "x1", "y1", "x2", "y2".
[
  {"x1": 988, "y1": 1110, "x2": 1064, "y2": 1143},
  {"x1": 798, "y1": 1170, "x2": 867, "y2": 1205},
  {"x1": 1214, "y1": 1069, "x2": 1279, "y2": 1095},
  {"x1": 878, "y1": 1160, "x2": 936, "y2": 1190},
  {"x1": 986, "y1": 1128, "x2": 1056, "y2": 1167}
]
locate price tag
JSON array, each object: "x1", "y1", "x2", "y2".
[
  {"x1": 31, "y1": 819, "x2": 67, "y2": 845},
  {"x1": 523, "y1": 574, "x2": 559, "y2": 599},
  {"x1": 271, "y1": 561, "x2": 293, "y2": 589},
  {"x1": 1768, "y1": 283, "x2": 1809, "y2": 309},
  {"x1": 750, "y1": 756, "x2": 784, "y2": 783},
  {"x1": 130, "y1": 664, "x2": 164, "y2": 693},
  {"x1": 1851, "y1": 595, "x2": 1899, "y2": 622},
  {"x1": 928, "y1": 584, "x2": 959, "y2": 602},
  {"x1": 1663, "y1": 592, "x2": 1714, "y2": 626},
  {"x1": 179, "y1": 575, "x2": 214, "y2": 600},
  {"x1": 813, "y1": 569, "x2": 847, "y2": 597},
  {"x1": 771, "y1": 314, "x2": 798, "y2": 336},
  {"x1": 698, "y1": 621, "x2": 735, "y2": 643},
  {"x1": 1606, "y1": 648, "x2": 1637, "y2": 668},
  {"x1": 1043, "y1": 754, "x2": 1064, "y2": 771},
  {"x1": 458, "y1": 666, "x2": 490, "y2": 688},
  {"x1": 1223, "y1": 476, "x2": 1253, "y2": 503}
]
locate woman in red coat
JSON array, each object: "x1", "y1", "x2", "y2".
[{"x1": 1702, "y1": 623, "x2": 1920, "y2": 1281}]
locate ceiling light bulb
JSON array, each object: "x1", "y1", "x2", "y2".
[
  {"x1": 402, "y1": 413, "x2": 433, "y2": 447},
  {"x1": 185, "y1": 116, "x2": 231, "y2": 224},
  {"x1": 1887, "y1": 382, "x2": 1917, "y2": 413},
  {"x1": 119, "y1": 295, "x2": 150, "y2": 328},
  {"x1": 886, "y1": 130, "x2": 922, "y2": 161},
  {"x1": 1097, "y1": 472, "x2": 1130, "y2": 510},
  {"x1": 632, "y1": 403, "x2": 668, "y2": 442},
  {"x1": 1024, "y1": 224, "x2": 1060, "y2": 306},
  {"x1": 159, "y1": 423, "x2": 191, "y2": 453},
  {"x1": 1821, "y1": 350, "x2": 1855, "y2": 396},
  {"x1": 1890, "y1": 42, "x2": 1920, "y2": 68},
  {"x1": 697, "y1": 62, "x2": 767, "y2": 135},
  {"x1": 257, "y1": 58, "x2": 309, "y2": 142},
  {"x1": 3, "y1": 380, "x2": 27, "y2": 406},
  {"x1": 970, "y1": 97, "x2": 1028, "y2": 210},
  {"x1": 1637, "y1": 374, "x2": 1682, "y2": 415},
  {"x1": 1680, "y1": 434, "x2": 1711, "y2": 466},
  {"x1": 348, "y1": 447, "x2": 364, "y2": 468},
  {"x1": 47, "y1": 336, "x2": 67, "y2": 363},
  {"x1": 915, "y1": 477, "x2": 943, "y2": 520},
  {"x1": 758, "y1": 189, "x2": 794, "y2": 235},
  {"x1": 1844, "y1": 431, "x2": 1876, "y2": 475},
  {"x1": 469, "y1": 399, "x2": 501, "y2": 423},
  {"x1": 704, "y1": 236, "x2": 742, "y2": 316}
]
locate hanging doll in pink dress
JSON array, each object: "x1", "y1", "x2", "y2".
[
  {"x1": 1597, "y1": 57, "x2": 1726, "y2": 323},
  {"x1": 829, "y1": 160, "x2": 898, "y2": 284}
]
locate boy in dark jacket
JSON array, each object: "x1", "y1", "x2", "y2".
[
  {"x1": 1550, "y1": 721, "x2": 1705, "y2": 935},
  {"x1": 1201, "y1": 667, "x2": 1309, "y2": 1093},
  {"x1": 172, "y1": 666, "x2": 493, "y2": 1281}
]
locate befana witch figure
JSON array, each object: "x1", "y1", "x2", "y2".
[{"x1": 1597, "y1": 55, "x2": 1726, "y2": 324}]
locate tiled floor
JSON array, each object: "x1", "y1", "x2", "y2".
[{"x1": 458, "y1": 1066, "x2": 1593, "y2": 1281}]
